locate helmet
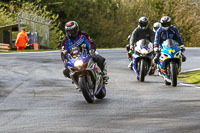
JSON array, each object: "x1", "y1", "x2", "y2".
[
  {"x1": 160, "y1": 16, "x2": 171, "y2": 30},
  {"x1": 153, "y1": 22, "x2": 161, "y2": 32},
  {"x1": 139, "y1": 17, "x2": 148, "y2": 29},
  {"x1": 65, "y1": 21, "x2": 79, "y2": 39}
]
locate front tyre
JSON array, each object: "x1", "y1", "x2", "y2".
[
  {"x1": 139, "y1": 59, "x2": 147, "y2": 82},
  {"x1": 170, "y1": 61, "x2": 177, "y2": 87},
  {"x1": 78, "y1": 76, "x2": 94, "y2": 103}
]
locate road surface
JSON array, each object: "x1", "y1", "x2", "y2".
[{"x1": 0, "y1": 48, "x2": 200, "y2": 133}]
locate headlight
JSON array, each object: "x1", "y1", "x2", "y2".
[
  {"x1": 74, "y1": 60, "x2": 83, "y2": 67},
  {"x1": 140, "y1": 49, "x2": 148, "y2": 54},
  {"x1": 174, "y1": 51, "x2": 181, "y2": 58},
  {"x1": 161, "y1": 53, "x2": 170, "y2": 58}
]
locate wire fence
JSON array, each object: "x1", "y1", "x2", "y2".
[{"x1": 18, "y1": 12, "x2": 51, "y2": 49}]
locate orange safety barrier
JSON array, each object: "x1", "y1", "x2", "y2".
[
  {"x1": 32, "y1": 43, "x2": 39, "y2": 50},
  {"x1": 0, "y1": 43, "x2": 10, "y2": 51}
]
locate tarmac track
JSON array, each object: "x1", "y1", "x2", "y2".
[{"x1": 0, "y1": 48, "x2": 200, "y2": 133}]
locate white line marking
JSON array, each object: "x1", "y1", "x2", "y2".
[
  {"x1": 179, "y1": 83, "x2": 200, "y2": 89},
  {"x1": 181, "y1": 68, "x2": 200, "y2": 74}
]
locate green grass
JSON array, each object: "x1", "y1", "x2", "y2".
[
  {"x1": 178, "y1": 70, "x2": 200, "y2": 85},
  {"x1": 0, "y1": 49, "x2": 57, "y2": 53}
]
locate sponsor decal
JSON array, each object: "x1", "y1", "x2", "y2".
[
  {"x1": 67, "y1": 22, "x2": 72, "y2": 26},
  {"x1": 169, "y1": 49, "x2": 175, "y2": 53},
  {"x1": 169, "y1": 34, "x2": 174, "y2": 38},
  {"x1": 162, "y1": 34, "x2": 166, "y2": 40},
  {"x1": 75, "y1": 36, "x2": 84, "y2": 46}
]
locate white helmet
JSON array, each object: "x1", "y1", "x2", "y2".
[{"x1": 153, "y1": 22, "x2": 161, "y2": 32}]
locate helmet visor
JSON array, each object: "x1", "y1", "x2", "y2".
[
  {"x1": 154, "y1": 27, "x2": 159, "y2": 31},
  {"x1": 161, "y1": 22, "x2": 171, "y2": 28},
  {"x1": 66, "y1": 29, "x2": 77, "y2": 38},
  {"x1": 140, "y1": 22, "x2": 148, "y2": 28}
]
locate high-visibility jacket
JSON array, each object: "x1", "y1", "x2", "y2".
[{"x1": 15, "y1": 30, "x2": 29, "y2": 48}]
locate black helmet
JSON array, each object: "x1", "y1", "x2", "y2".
[
  {"x1": 139, "y1": 17, "x2": 148, "y2": 29},
  {"x1": 65, "y1": 21, "x2": 79, "y2": 39},
  {"x1": 160, "y1": 16, "x2": 171, "y2": 30}
]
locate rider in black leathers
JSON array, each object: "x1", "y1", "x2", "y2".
[{"x1": 127, "y1": 17, "x2": 154, "y2": 68}]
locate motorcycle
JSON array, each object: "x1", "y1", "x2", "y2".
[
  {"x1": 131, "y1": 39, "x2": 154, "y2": 82},
  {"x1": 63, "y1": 44, "x2": 106, "y2": 103},
  {"x1": 157, "y1": 39, "x2": 182, "y2": 87}
]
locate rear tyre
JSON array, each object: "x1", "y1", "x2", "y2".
[
  {"x1": 95, "y1": 86, "x2": 106, "y2": 99},
  {"x1": 170, "y1": 61, "x2": 177, "y2": 87},
  {"x1": 149, "y1": 64, "x2": 156, "y2": 75},
  {"x1": 149, "y1": 69, "x2": 155, "y2": 75},
  {"x1": 78, "y1": 76, "x2": 94, "y2": 103}
]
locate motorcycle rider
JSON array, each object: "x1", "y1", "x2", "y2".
[
  {"x1": 61, "y1": 21, "x2": 109, "y2": 84},
  {"x1": 153, "y1": 16, "x2": 186, "y2": 64},
  {"x1": 128, "y1": 16, "x2": 155, "y2": 68},
  {"x1": 153, "y1": 22, "x2": 161, "y2": 33}
]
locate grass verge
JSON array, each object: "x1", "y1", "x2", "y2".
[
  {"x1": 0, "y1": 49, "x2": 57, "y2": 53},
  {"x1": 178, "y1": 70, "x2": 200, "y2": 85}
]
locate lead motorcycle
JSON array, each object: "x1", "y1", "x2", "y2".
[
  {"x1": 157, "y1": 39, "x2": 182, "y2": 87},
  {"x1": 131, "y1": 39, "x2": 154, "y2": 82},
  {"x1": 62, "y1": 44, "x2": 106, "y2": 103}
]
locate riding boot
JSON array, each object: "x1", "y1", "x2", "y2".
[
  {"x1": 128, "y1": 61, "x2": 133, "y2": 70},
  {"x1": 153, "y1": 52, "x2": 160, "y2": 64},
  {"x1": 102, "y1": 62, "x2": 109, "y2": 84},
  {"x1": 63, "y1": 68, "x2": 70, "y2": 78},
  {"x1": 181, "y1": 53, "x2": 186, "y2": 62}
]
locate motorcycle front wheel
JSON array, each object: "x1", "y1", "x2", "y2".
[
  {"x1": 139, "y1": 59, "x2": 147, "y2": 82},
  {"x1": 78, "y1": 76, "x2": 94, "y2": 103},
  {"x1": 170, "y1": 61, "x2": 177, "y2": 87}
]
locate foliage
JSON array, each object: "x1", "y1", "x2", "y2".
[
  {"x1": 0, "y1": 3, "x2": 16, "y2": 25},
  {"x1": 0, "y1": 0, "x2": 64, "y2": 49},
  {"x1": 0, "y1": 0, "x2": 200, "y2": 48}
]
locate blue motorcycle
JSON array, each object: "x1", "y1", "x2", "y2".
[
  {"x1": 132, "y1": 39, "x2": 154, "y2": 82},
  {"x1": 63, "y1": 44, "x2": 106, "y2": 103},
  {"x1": 157, "y1": 39, "x2": 182, "y2": 87}
]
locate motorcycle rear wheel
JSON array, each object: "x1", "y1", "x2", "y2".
[{"x1": 95, "y1": 86, "x2": 106, "y2": 99}]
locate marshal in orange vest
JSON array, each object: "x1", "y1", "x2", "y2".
[{"x1": 15, "y1": 29, "x2": 29, "y2": 50}]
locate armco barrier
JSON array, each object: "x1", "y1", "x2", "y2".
[{"x1": 0, "y1": 43, "x2": 10, "y2": 51}]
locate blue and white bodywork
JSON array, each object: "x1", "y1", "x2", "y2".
[
  {"x1": 131, "y1": 39, "x2": 154, "y2": 82},
  {"x1": 158, "y1": 39, "x2": 182, "y2": 86},
  {"x1": 65, "y1": 45, "x2": 106, "y2": 103}
]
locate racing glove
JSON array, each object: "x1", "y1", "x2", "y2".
[
  {"x1": 61, "y1": 50, "x2": 69, "y2": 62},
  {"x1": 89, "y1": 49, "x2": 95, "y2": 57}
]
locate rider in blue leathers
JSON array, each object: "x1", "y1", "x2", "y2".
[
  {"x1": 61, "y1": 21, "x2": 108, "y2": 84},
  {"x1": 153, "y1": 16, "x2": 186, "y2": 63}
]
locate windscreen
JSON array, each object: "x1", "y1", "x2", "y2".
[{"x1": 163, "y1": 39, "x2": 178, "y2": 48}]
